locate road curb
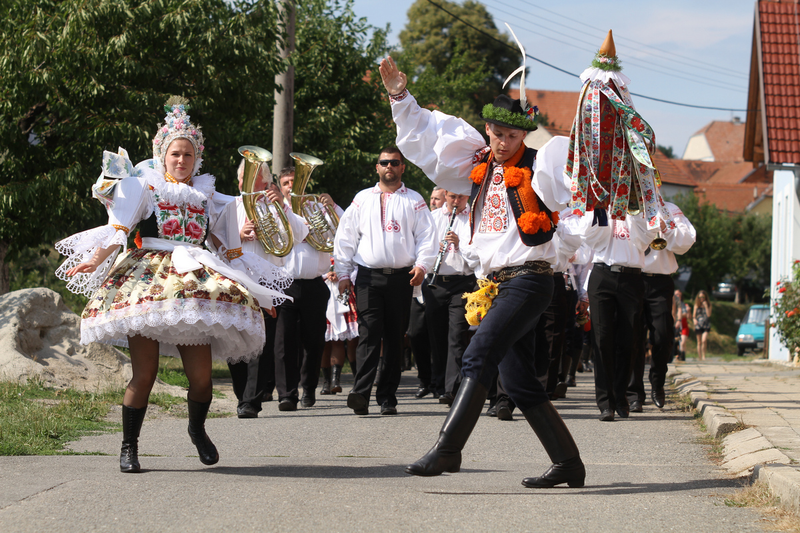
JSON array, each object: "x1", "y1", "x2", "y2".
[{"x1": 671, "y1": 369, "x2": 800, "y2": 512}]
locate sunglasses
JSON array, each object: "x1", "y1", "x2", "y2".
[{"x1": 378, "y1": 159, "x2": 402, "y2": 167}]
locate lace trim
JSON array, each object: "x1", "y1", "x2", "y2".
[
  {"x1": 55, "y1": 226, "x2": 128, "y2": 297},
  {"x1": 230, "y1": 252, "x2": 294, "y2": 307},
  {"x1": 80, "y1": 299, "x2": 266, "y2": 363},
  {"x1": 139, "y1": 167, "x2": 215, "y2": 206}
]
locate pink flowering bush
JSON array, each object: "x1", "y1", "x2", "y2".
[{"x1": 773, "y1": 260, "x2": 800, "y2": 352}]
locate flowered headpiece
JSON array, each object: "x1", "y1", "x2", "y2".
[
  {"x1": 152, "y1": 96, "x2": 205, "y2": 176},
  {"x1": 481, "y1": 23, "x2": 539, "y2": 131}
]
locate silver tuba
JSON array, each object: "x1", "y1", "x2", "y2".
[
  {"x1": 289, "y1": 152, "x2": 339, "y2": 253},
  {"x1": 238, "y1": 145, "x2": 293, "y2": 257}
]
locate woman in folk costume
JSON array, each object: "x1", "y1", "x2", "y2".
[
  {"x1": 380, "y1": 24, "x2": 585, "y2": 489},
  {"x1": 55, "y1": 97, "x2": 292, "y2": 473}
]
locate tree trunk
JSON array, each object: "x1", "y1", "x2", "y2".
[
  {"x1": 0, "y1": 240, "x2": 10, "y2": 295},
  {"x1": 272, "y1": 0, "x2": 295, "y2": 175}
]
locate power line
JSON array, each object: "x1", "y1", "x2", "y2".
[{"x1": 423, "y1": 0, "x2": 749, "y2": 112}]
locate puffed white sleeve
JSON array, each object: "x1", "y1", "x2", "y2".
[
  {"x1": 208, "y1": 194, "x2": 293, "y2": 308},
  {"x1": 55, "y1": 177, "x2": 152, "y2": 297},
  {"x1": 663, "y1": 206, "x2": 696, "y2": 255},
  {"x1": 392, "y1": 91, "x2": 486, "y2": 195},
  {"x1": 333, "y1": 202, "x2": 361, "y2": 280},
  {"x1": 532, "y1": 136, "x2": 572, "y2": 212},
  {"x1": 413, "y1": 204, "x2": 438, "y2": 273}
]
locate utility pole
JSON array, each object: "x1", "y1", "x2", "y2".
[{"x1": 272, "y1": 0, "x2": 295, "y2": 176}]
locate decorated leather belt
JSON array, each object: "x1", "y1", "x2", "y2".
[
  {"x1": 593, "y1": 262, "x2": 642, "y2": 275},
  {"x1": 491, "y1": 261, "x2": 553, "y2": 282},
  {"x1": 360, "y1": 265, "x2": 410, "y2": 275},
  {"x1": 427, "y1": 274, "x2": 474, "y2": 284}
]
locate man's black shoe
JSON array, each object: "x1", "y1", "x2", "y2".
[
  {"x1": 486, "y1": 404, "x2": 498, "y2": 417},
  {"x1": 599, "y1": 409, "x2": 614, "y2": 421},
  {"x1": 630, "y1": 400, "x2": 643, "y2": 413},
  {"x1": 565, "y1": 375, "x2": 577, "y2": 387},
  {"x1": 380, "y1": 403, "x2": 398, "y2": 415},
  {"x1": 439, "y1": 392, "x2": 454, "y2": 406},
  {"x1": 615, "y1": 405, "x2": 630, "y2": 418},
  {"x1": 415, "y1": 385, "x2": 432, "y2": 399},
  {"x1": 347, "y1": 392, "x2": 369, "y2": 415},
  {"x1": 278, "y1": 399, "x2": 297, "y2": 412},
  {"x1": 652, "y1": 388, "x2": 665, "y2": 408},
  {"x1": 301, "y1": 390, "x2": 316, "y2": 408},
  {"x1": 237, "y1": 404, "x2": 258, "y2": 418},
  {"x1": 496, "y1": 403, "x2": 513, "y2": 421}
]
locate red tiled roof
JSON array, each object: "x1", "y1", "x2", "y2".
[
  {"x1": 672, "y1": 160, "x2": 725, "y2": 183},
  {"x1": 695, "y1": 183, "x2": 773, "y2": 213},
  {"x1": 509, "y1": 89, "x2": 580, "y2": 131},
  {"x1": 691, "y1": 121, "x2": 746, "y2": 162},
  {"x1": 756, "y1": 0, "x2": 800, "y2": 163},
  {"x1": 652, "y1": 151, "x2": 697, "y2": 187},
  {"x1": 706, "y1": 162, "x2": 758, "y2": 184}
]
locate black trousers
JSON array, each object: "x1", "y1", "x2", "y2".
[
  {"x1": 588, "y1": 265, "x2": 644, "y2": 412},
  {"x1": 423, "y1": 274, "x2": 476, "y2": 395},
  {"x1": 535, "y1": 273, "x2": 568, "y2": 392},
  {"x1": 227, "y1": 313, "x2": 277, "y2": 411},
  {"x1": 461, "y1": 273, "x2": 554, "y2": 411},
  {"x1": 274, "y1": 277, "x2": 330, "y2": 402},
  {"x1": 407, "y1": 294, "x2": 432, "y2": 386},
  {"x1": 351, "y1": 267, "x2": 413, "y2": 407},
  {"x1": 628, "y1": 274, "x2": 675, "y2": 403}
]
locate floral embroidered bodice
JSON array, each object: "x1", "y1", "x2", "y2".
[{"x1": 153, "y1": 190, "x2": 208, "y2": 245}]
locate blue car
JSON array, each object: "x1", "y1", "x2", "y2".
[{"x1": 736, "y1": 304, "x2": 769, "y2": 356}]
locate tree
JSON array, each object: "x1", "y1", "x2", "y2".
[
  {"x1": 397, "y1": 0, "x2": 520, "y2": 130},
  {"x1": 729, "y1": 211, "x2": 772, "y2": 302},
  {"x1": 672, "y1": 192, "x2": 736, "y2": 296},
  {"x1": 0, "y1": 0, "x2": 284, "y2": 293}
]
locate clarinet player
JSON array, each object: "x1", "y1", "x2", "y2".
[{"x1": 423, "y1": 191, "x2": 476, "y2": 405}]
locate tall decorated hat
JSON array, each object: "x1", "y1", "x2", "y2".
[
  {"x1": 566, "y1": 30, "x2": 673, "y2": 230},
  {"x1": 481, "y1": 23, "x2": 540, "y2": 131},
  {"x1": 152, "y1": 96, "x2": 205, "y2": 176}
]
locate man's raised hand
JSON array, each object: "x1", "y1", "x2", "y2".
[{"x1": 379, "y1": 56, "x2": 407, "y2": 96}]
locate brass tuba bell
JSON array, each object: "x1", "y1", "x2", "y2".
[
  {"x1": 650, "y1": 233, "x2": 667, "y2": 250},
  {"x1": 238, "y1": 145, "x2": 294, "y2": 257},
  {"x1": 289, "y1": 152, "x2": 339, "y2": 253}
]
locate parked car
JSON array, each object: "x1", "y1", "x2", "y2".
[
  {"x1": 736, "y1": 304, "x2": 769, "y2": 356},
  {"x1": 713, "y1": 280, "x2": 737, "y2": 301}
]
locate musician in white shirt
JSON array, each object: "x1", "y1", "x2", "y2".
[
  {"x1": 627, "y1": 202, "x2": 695, "y2": 409},
  {"x1": 423, "y1": 190, "x2": 476, "y2": 406},
  {"x1": 379, "y1": 56, "x2": 585, "y2": 489},
  {"x1": 334, "y1": 146, "x2": 437, "y2": 416}
]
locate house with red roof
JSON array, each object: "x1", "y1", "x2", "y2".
[{"x1": 743, "y1": 0, "x2": 800, "y2": 361}]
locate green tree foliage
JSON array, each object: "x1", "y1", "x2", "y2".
[
  {"x1": 0, "y1": 0, "x2": 283, "y2": 291},
  {"x1": 673, "y1": 191, "x2": 771, "y2": 300},
  {"x1": 397, "y1": 0, "x2": 519, "y2": 130},
  {"x1": 291, "y1": 0, "x2": 396, "y2": 206}
]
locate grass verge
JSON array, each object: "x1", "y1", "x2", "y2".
[
  {"x1": 0, "y1": 379, "x2": 123, "y2": 455},
  {"x1": 722, "y1": 480, "x2": 800, "y2": 531}
]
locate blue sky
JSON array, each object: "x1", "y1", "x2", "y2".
[{"x1": 351, "y1": 0, "x2": 755, "y2": 157}]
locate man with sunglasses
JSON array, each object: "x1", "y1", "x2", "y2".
[
  {"x1": 334, "y1": 146, "x2": 437, "y2": 416},
  {"x1": 379, "y1": 56, "x2": 585, "y2": 489}
]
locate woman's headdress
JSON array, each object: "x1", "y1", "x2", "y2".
[{"x1": 152, "y1": 96, "x2": 205, "y2": 176}]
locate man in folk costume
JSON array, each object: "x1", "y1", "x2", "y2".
[
  {"x1": 566, "y1": 31, "x2": 674, "y2": 421},
  {"x1": 379, "y1": 26, "x2": 585, "y2": 488}
]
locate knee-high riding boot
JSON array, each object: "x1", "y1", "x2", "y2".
[
  {"x1": 521, "y1": 401, "x2": 585, "y2": 488},
  {"x1": 331, "y1": 364, "x2": 343, "y2": 393},
  {"x1": 405, "y1": 377, "x2": 487, "y2": 476},
  {"x1": 120, "y1": 405, "x2": 147, "y2": 473},
  {"x1": 187, "y1": 398, "x2": 219, "y2": 466}
]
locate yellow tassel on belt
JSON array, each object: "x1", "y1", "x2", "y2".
[{"x1": 462, "y1": 278, "x2": 500, "y2": 326}]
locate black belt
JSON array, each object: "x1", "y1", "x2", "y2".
[
  {"x1": 359, "y1": 264, "x2": 410, "y2": 275},
  {"x1": 491, "y1": 261, "x2": 553, "y2": 282},
  {"x1": 427, "y1": 274, "x2": 473, "y2": 284},
  {"x1": 593, "y1": 262, "x2": 641, "y2": 275},
  {"x1": 642, "y1": 272, "x2": 670, "y2": 278}
]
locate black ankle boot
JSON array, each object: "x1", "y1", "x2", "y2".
[
  {"x1": 187, "y1": 398, "x2": 219, "y2": 466},
  {"x1": 405, "y1": 377, "x2": 488, "y2": 476},
  {"x1": 521, "y1": 401, "x2": 585, "y2": 488},
  {"x1": 120, "y1": 404, "x2": 147, "y2": 473},
  {"x1": 331, "y1": 364, "x2": 343, "y2": 393},
  {"x1": 320, "y1": 367, "x2": 333, "y2": 395}
]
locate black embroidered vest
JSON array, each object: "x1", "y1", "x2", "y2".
[{"x1": 468, "y1": 147, "x2": 556, "y2": 247}]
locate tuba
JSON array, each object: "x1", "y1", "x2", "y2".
[
  {"x1": 289, "y1": 152, "x2": 339, "y2": 253},
  {"x1": 238, "y1": 145, "x2": 293, "y2": 257}
]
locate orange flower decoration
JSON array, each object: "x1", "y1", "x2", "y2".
[
  {"x1": 134, "y1": 230, "x2": 143, "y2": 249},
  {"x1": 470, "y1": 163, "x2": 488, "y2": 185}
]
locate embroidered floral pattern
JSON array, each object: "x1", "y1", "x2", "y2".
[{"x1": 153, "y1": 190, "x2": 208, "y2": 245}]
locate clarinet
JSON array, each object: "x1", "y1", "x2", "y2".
[{"x1": 428, "y1": 207, "x2": 459, "y2": 288}]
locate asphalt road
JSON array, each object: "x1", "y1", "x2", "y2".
[{"x1": 0, "y1": 371, "x2": 770, "y2": 532}]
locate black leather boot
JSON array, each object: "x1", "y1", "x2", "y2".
[
  {"x1": 405, "y1": 377, "x2": 488, "y2": 476},
  {"x1": 521, "y1": 401, "x2": 585, "y2": 488},
  {"x1": 331, "y1": 364, "x2": 343, "y2": 393},
  {"x1": 320, "y1": 367, "x2": 332, "y2": 395},
  {"x1": 120, "y1": 404, "x2": 147, "y2": 473},
  {"x1": 187, "y1": 398, "x2": 219, "y2": 466}
]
